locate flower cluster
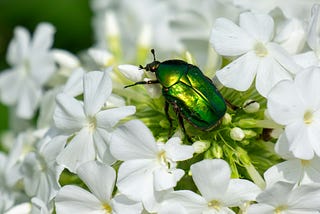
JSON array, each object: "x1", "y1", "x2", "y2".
[{"x1": 1, "y1": 1, "x2": 320, "y2": 213}]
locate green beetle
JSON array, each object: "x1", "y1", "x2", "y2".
[{"x1": 125, "y1": 49, "x2": 227, "y2": 139}]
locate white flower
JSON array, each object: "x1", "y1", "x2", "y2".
[
  {"x1": 163, "y1": 159, "x2": 261, "y2": 214},
  {"x1": 210, "y1": 12, "x2": 299, "y2": 97},
  {"x1": 0, "y1": 23, "x2": 56, "y2": 119},
  {"x1": 53, "y1": 70, "x2": 136, "y2": 172},
  {"x1": 55, "y1": 161, "x2": 142, "y2": 214},
  {"x1": 118, "y1": 64, "x2": 144, "y2": 82},
  {"x1": 20, "y1": 135, "x2": 66, "y2": 203},
  {"x1": 110, "y1": 120, "x2": 194, "y2": 212},
  {"x1": 267, "y1": 66, "x2": 320, "y2": 159},
  {"x1": 264, "y1": 133, "x2": 320, "y2": 186},
  {"x1": 247, "y1": 181, "x2": 320, "y2": 213}
]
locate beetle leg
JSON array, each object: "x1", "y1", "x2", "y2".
[
  {"x1": 225, "y1": 99, "x2": 239, "y2": 110},
  {"x1": 171, "y1": 103, "x2": 192, "y2": 142},
  {"x1": 124, "y1": 80, "x2": 159, "y2": 88},
  {"x1": 164, "y1": 101, "x2": 173, "y2": 137}
]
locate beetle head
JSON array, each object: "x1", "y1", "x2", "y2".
[{"x1": 139, "y1": 49, "x2": 160, "y2": 73}]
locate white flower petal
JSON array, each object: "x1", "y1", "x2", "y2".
[
  {"x1": 7, "y1": 26, "x2": 30, "y2": 65},
  {"x1": 274, "y1": 132, "x2": 294, "y2": 159},
  {"x1": 63, "y1": 68, "x2": 85, "y2": 97},
  {"x1": 96, "y1": 106, "x2": 136, "y2": 130},
  {"x1": 255, "y1": 56, "x2": 292, "y2": 97},
  {"x1": 285, "y1": 122, "x2": 314, "y2": 159},
  {"x1": 110, "y1": 120, "x2": 158, "y2": 160},
  {"x1": 153, "y1": 168, "x2": 180, "y2": 191},
  {"x1": 308, "y1": 123, "x2": 320, "y2": 157},
  {"x1": 210, "y1": 18, "x2": 255, "y2": 56},
  {"x1": 118, "y1": 64, "x2": 144, "y2": 82},
  {"x1": 239, "y1": 12, "x2": 274, "y2": 43},
  {"x1": 29, "y1": 52, "x2": 56, "y2": 85},
  {"x1": 158, "y1": 201, "x2": 188, "y2": 214},
  {"x1": 293, "y1": 51, "x2": 319, "y2": 68},
  {"x1": 275, "y1": 18, "x2": 306, "y2": 54},
  {"x1": 223, "y1": 179, "x2": 261, "y2": 207},
  {"x1": 289, "y1": 184, "x2": 320, "y2": 210},
  {"x1": 268, "y1": 43, "x2": 301, "y2": 74},
  {"x1": 83, "y1": 70, "x2": 112, "y2": 116},
  {"x1": 307, "y1": 4, "x2": 320, "y2": 51},
  {"x1": 4, "y1": 203, "x2": 32, "y2": 214},
  {"x1": 52, "y1": 49, "x2": 80, "y2": 69},
  {"x1": 166, "y1": 190, "x2": 207, "y2": 214},
  {"x1": 267, "y1": 80, "x2": 304, "y2": 125},
  {"x1": 164, "y1": 137, "x2": 194, "y2": 161},
  {"x1": 55, "y1": 185, "x2": 104, "y2": 214},
  {"x1": 191, "y1": 159, "x2": 230, "y2": 201},
  {"x1": 111, "y1": 194, "x2": 143, "y2": 214},
  {"x1": 88, "y1": 48, "x2": 114, "y2": 67},
  {"x1": 216, "y1": 51, "x2": 258, "y2": 91},
  {"x1": 116, "y1": 159, "x2": 155, "y2": 202},
  {"x1": 295, "y1": 67, "x2": 320, "y2": 109},
  {"x1": 264, "y1": 159, "x2": 303, "y2": 187},
  {"x1": 247, "y1": 204, "x2": 275, "y2": 214},
  {"x1": 54, "y1": 93, "x2": 86, "y2": 133},
  {"x1": 77, "y1": 161, "x2": 115, "y2": 202},
  {"x1": 31, "y1": 23, "x2": 55, "y2": 52},
  {"x1": 16, "y1": 79, "x2": 42, "y2": 119},
  {"x1": 256, "y1": 181, "x2": 294, "y2": 206},
  {"x1": 56, "y1": 128, "x2": 95, "y2": 173},
  {"x1": 0, "y1": 69, "x2": 22, "y2": 105}
]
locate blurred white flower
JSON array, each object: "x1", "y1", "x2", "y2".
[
  {"x1": 211, "y1": 12, "x2": 299, "y2": 97},
  {"x1": 110, "y1": 120, "x2": 194, "y2": 212},
  {"x1": 247, "y1": 181, "x2": 320, "y2": 213},
  {"x1": 53, "y1": 70, "x2": 136, "y2": 172},
  {"x1": 0, "y1": 23, "x2": 56, "y2": 119},
  {"x1": 20, "y1": 135, "x2": 66, "y2": 203},
  {"x1": 55, "y1": 161, "x2": 143, "y2": 214},
  {"x1": 163, "y1": 159, "x2": 261, "y2": 214},
  {"x1": 267, "y1": 66, "x2": 320, "y2": 159},
  {"x1": 118, "y1": 64, "x2": 144, "y2": 82}
]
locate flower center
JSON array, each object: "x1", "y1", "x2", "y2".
[
  {"x1": 254, "y1": 42, "x2": 268, "y2": 57},
  {"x1": 208, "y1": 200, "x2": 221, "y2": 210},
  {"x1": 87, "y1": 116, "x2": 97, "y2": 132},
  {"x1": 275, "y1": 205, "x2": 288, "y2": 214},
  {"x1": 157, "y1": 150, "x2": 169, "y2": 167},
  {"x1": 301, "y1": 159, "x2": 310, "y2": 166},
  {"x1": 304, "y1": 110, "x2": 313, "y2": 125},
  {"x1": 102, "y1": 202, "x2": 112, "y2": 214}
]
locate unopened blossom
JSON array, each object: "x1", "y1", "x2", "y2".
[
  {"x1": 110, "y1": 119, "x2": 194, "y2": 212},
  {"x1": 55, "y1": 161, "x2": 142, "y2": 214},
  {"x1": 163, "y1": 159, "x2": 261, "y2": 214},
  {"x1": 211, "y1": 12, "x2": 299, "y2": 97},
  {"x1": 267, "y1": 66, "x2": 320, "y2": 159},
  {"x1": 247, "y1": 181, "x2": 320, "y2": 213},
  {"x1": 54, "y1": 70, "x2": 135, "y2": 172},
  {"x1": 0, "y1": 23, "x2": 56, "y2": 119}
]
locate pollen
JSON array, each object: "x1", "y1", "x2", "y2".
[
  {"x1": 87, "y1": 116, "x2": 97, "y2": 132},
  {"x1": 254, "y1": 42, "x2": 268, "y2": 57},
  {"x1": 157, "y1": 150, "x2": 168, "y2": 167},
  {"x1": 304, "y1": 110, "x2": 313, "y2": 125},
  {"x1": 275, "y1": 205, "x2": 288, "y2": 214},
  {"x1": 208, "y1": 200, "x2": 221, "y2": 210},
  {"x1": 102, "y1": 202, "x2": 112, "y2": 214}
]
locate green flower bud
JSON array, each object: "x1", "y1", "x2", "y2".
[
  {"x1": 243, "y1": 129, "x2": 257, "y2": 138},
  {"x1": 211, "y1": 143, "x2": 223, "y2": 158},
  {"x1": 243, "y1": 99, "x2": 260, "y2": 113},
  {"x1": 192, "y1": 140, "x2": 211, "y2": 154}
]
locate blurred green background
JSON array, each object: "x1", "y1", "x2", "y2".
[{"x1": 0, "y1": 0, "x2": 93, "y2": 131}]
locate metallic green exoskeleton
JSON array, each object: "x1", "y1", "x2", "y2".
[{"x1": 125, "y1": 49, "x2": 227, "y2": 138}]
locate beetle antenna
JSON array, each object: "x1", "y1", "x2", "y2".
[
  {"x1": 151, "y1": 49, "x2": 156, "y2": 61},
  {"x1": 139, "y1": 65, "x2": 144, "y2": 69}
]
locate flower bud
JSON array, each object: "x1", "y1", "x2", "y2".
[
  {"x1": 243, "y1": 99, "x2": 260, "y2": 113},
  {"x1": 118, "y1": 64, "x2": 144, "y2": 82},
  {"x1": 211, "y1": 143, "x2": 223, "y2": 158},
  {"x1": 230, "y1": 127, "x2": 245, "y2": 141},
  {"x1": 222, "y1": 113, "x2": 232, "y2": 125},
  {"x1": 192, "y1": 140, "x2": 210, "y2": 154},
  {"x1": 243, "y1": 129, "x2": 257, "y2": 138}
]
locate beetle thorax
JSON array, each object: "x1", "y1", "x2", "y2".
[{"x1": 145, "y1": 61, "x2": 160, "y2": 72}]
